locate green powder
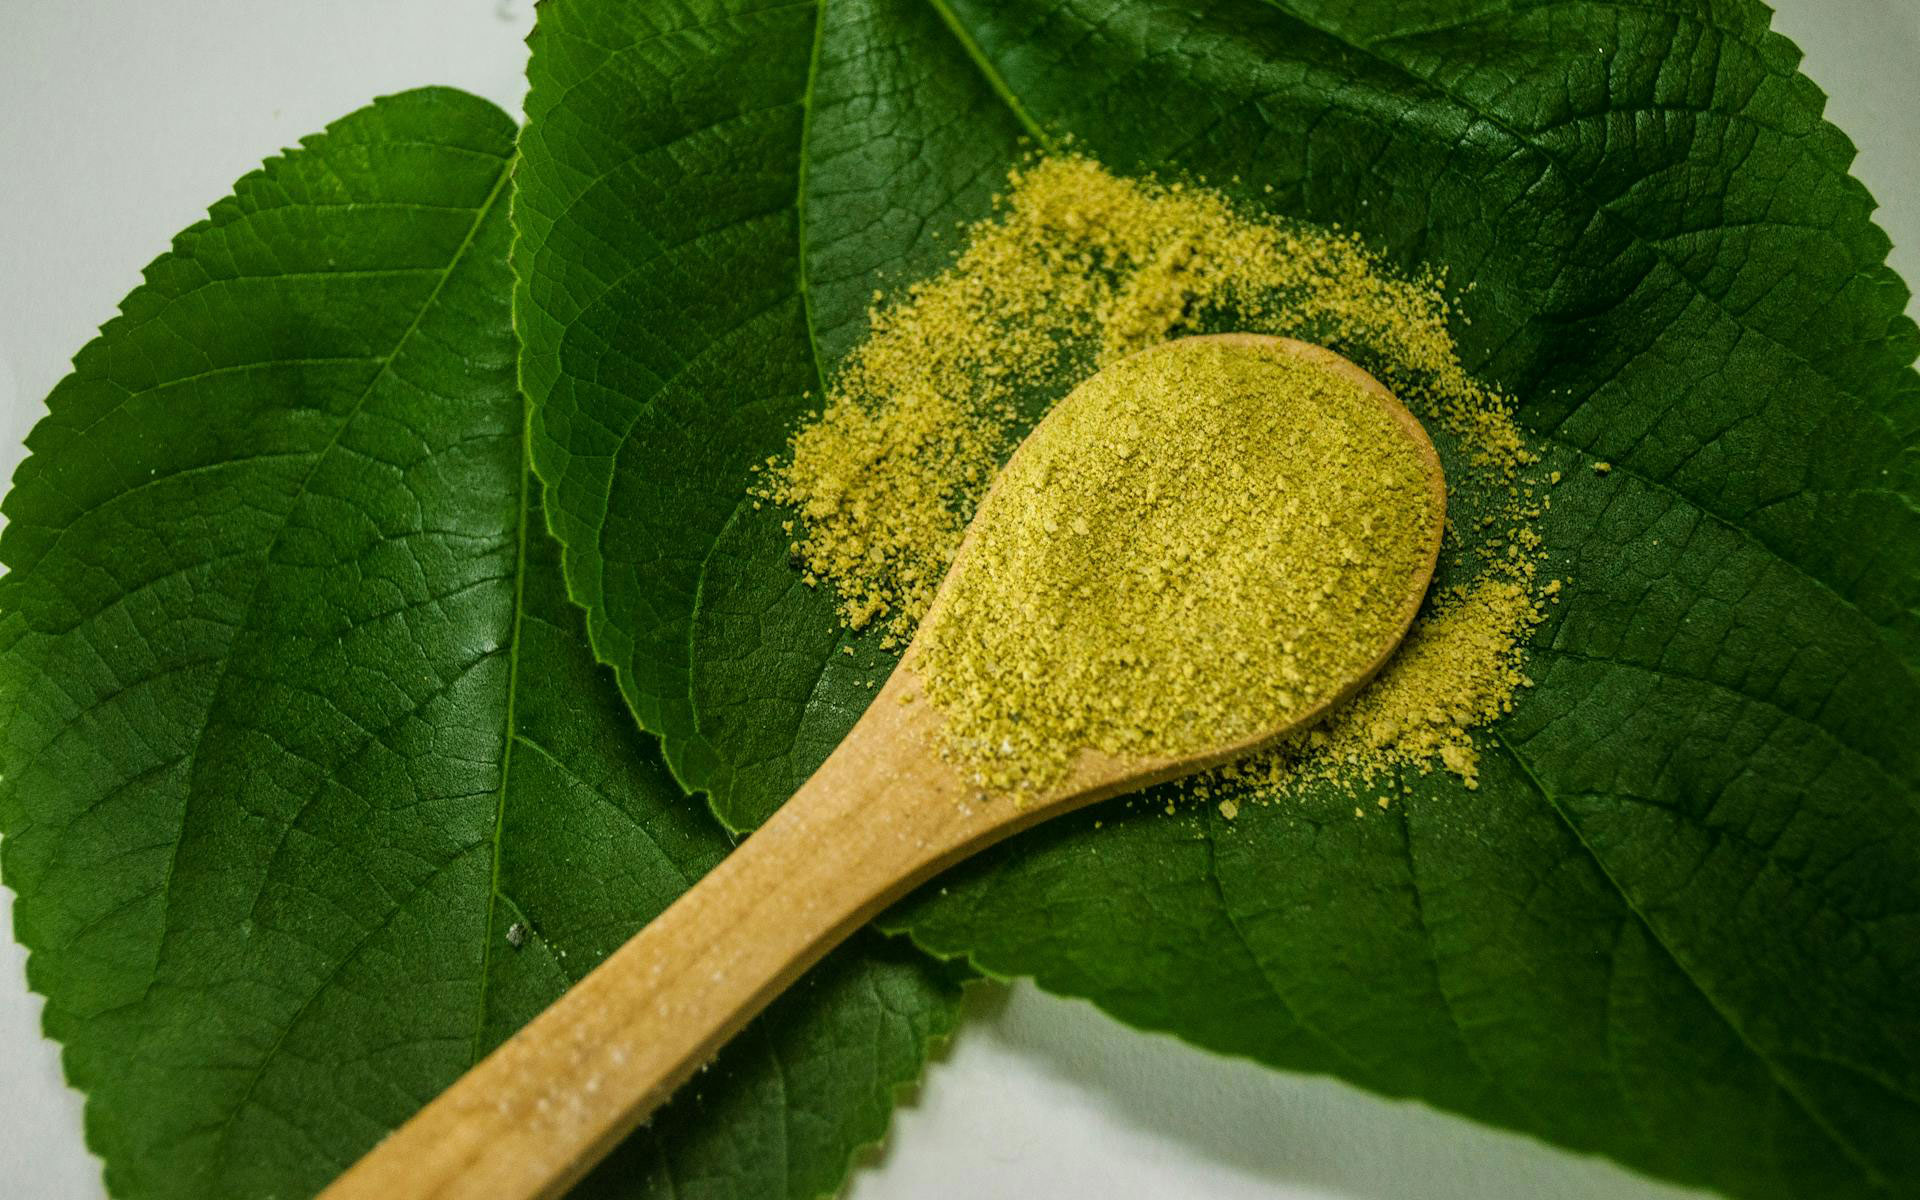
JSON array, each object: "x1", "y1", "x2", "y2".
[
  {"x1": 760, "y1": 155, "x2": 1549, "y2": 800},
  {"x1": 912, "y1": 338, "x2": 1442, "y2": 797}
]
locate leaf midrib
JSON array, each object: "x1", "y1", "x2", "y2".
[
  {"x1": 1488, "y1": 730, "x2": 1893, "y2": 1190},
  {"x1": 185, "y1": 156, "x2": 516, "y2": 1177},
  {"x1": 471, "y1": 416, "x2": 538, "y2": 1067}
]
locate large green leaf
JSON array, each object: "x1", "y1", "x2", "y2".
[
  {"x1": 513, "y1": 0, "x2": 1920, "y2": 1196},
  {"x1": 0, "y1": 88, "x2": 961, "y2": 1200}
]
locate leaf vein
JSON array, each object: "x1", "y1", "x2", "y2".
[{"x1": 1487, "y1": 730, "x2": 1893, "y2": 1188}]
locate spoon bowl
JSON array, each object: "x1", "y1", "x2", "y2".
[{"x1": 320, "y1": 333, "x2": 1446, "y2": 1200}]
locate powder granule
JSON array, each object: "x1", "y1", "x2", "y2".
[{"x1": 913, "y1": 339, "x2": 1441, "y2": 797}]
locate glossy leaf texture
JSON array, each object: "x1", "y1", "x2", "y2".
[
  {"x1": 512, "y1": 1, "x2": 1920, "y2": 1197},
  {"x1": 0, "y1": 88, "x2": 961, "y2": 1200}
]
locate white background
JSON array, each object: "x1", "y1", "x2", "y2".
[{"x1": 1, "y1": 3, "x2": 1914, "y2": 1198}]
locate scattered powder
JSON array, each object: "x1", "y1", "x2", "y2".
[
  {"x1": 911, "y1": 339, "x2": 1441, "y2": 797},
  {"x1": 759, "y1": 155, "x2": 1550, "y2": 802},
  {"x1": 1212, "y1": 578, "x2": 1539, "y2": 794}
]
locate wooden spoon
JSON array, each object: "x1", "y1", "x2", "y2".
[{"x1": 320, "y1": 333, "x2": 1446, "y2": 1200}]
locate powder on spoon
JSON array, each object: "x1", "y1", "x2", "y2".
[{"x1": 910, "y1": 337, "x2": 1442, "y2": 798}]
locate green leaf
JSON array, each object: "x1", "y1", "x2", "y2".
[
  {"x1": 0, "y1": 88, "x2": 961, "y2": 1200},
  {"x1": 512, "y1": 1, "x2": 1920, "y2": 1196}
]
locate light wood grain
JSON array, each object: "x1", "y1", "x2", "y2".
[{"x1": 318, "y1": 334, "x2": 1445, "y2": 1200}]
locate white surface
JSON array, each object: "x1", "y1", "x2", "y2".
[{"x1": 0, "y1": 3, "x2": 1914, "y2": 1198}]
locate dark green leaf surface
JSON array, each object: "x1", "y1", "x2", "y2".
[
  {"x1": 0, "y1": 89, "x2": 960, "y2": 1200},
  {"x1": 513, "y1": 1, "x2": 1920, "y2": 1196}
]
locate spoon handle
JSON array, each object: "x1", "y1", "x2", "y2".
[{"x1": 318, "y1": 668, "x2": 983, "y2": 1200}]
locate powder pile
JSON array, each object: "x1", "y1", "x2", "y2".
[
  {"x1": 911, "y1": 338, "x2": 1441, "y2": 797},
  {"x1": 759, "y1": 155, "x2": 1550, "y2": 800}
]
